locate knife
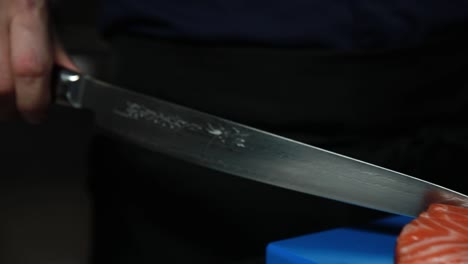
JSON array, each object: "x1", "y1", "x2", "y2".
[{"x1": 54, "y1": 66, "x2": 468, "y2": 217}]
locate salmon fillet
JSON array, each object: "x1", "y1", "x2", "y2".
[{"x1": 395, "y1": 204, "x2": 468, "y2": 264}]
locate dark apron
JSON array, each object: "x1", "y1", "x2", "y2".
[{"x1": 88, "y1": 33, "x2": 468, "y2": 264}]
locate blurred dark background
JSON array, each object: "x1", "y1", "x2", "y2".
[{"x1": 0, "y1": 1, "x2": 106, "y2": 263}]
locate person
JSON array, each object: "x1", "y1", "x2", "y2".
[{"x1": 1, "y1": 0, "x2": 468, "y2": 263}]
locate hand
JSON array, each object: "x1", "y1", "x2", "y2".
[{"x1": 0, "y1": 0, "x2": 78, "y2": 123}]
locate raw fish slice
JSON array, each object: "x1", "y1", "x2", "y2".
[{"x1": 395, "y1": 204, "x2": 468, "y2": 264}]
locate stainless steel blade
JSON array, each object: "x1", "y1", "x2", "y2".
[{"x1": 55, "y1": 68, "x2": 468, "y2": 217}]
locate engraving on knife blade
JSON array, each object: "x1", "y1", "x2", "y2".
[
  {"x1": 206, "y1": 123, "x2": 247, "y2": 148},
  {"x1": 113, "y1": 101, "x2": 249, "y2": 148}
]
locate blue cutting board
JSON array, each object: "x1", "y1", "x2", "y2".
[{"x1": 266, "y1": 216, "x2": 414, "y2": 264}]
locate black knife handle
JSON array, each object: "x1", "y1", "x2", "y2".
[{"x1": 52, "y1": 65, "x2": 84, "y2": 108}]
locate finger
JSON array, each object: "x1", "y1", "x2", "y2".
[
  {"x1": 54, "y1": 39, "x2": 80, "y2": 72},
  {"x1": 10, "y1": 1, "x2": 52, "y2": 123},
  {"x1": 0, "y1": 16, "x2": 15, "y2": 119}
]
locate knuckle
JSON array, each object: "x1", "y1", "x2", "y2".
[{"x1": 13, "y1": 54, "x2": 51, "y2": 78}]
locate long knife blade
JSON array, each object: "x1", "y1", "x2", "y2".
[{"x1": 55, "y1": 67, "x2": 468, "y2": 217}]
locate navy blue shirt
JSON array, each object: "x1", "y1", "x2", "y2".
[{"x1": 100, "y1": 0, "x2": 468, "y2": 49}]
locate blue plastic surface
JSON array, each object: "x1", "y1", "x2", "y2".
[{"x1": 266, "y1": 216, "x2": 414, "y2": 264}]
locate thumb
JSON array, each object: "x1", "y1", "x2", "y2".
[{"x1": 54, "y1": 39, "x2": 80, "y2": 72}]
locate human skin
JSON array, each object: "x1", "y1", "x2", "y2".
[{"x1": 0, "y1": 0, "x2": 77, "y2": 123}]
